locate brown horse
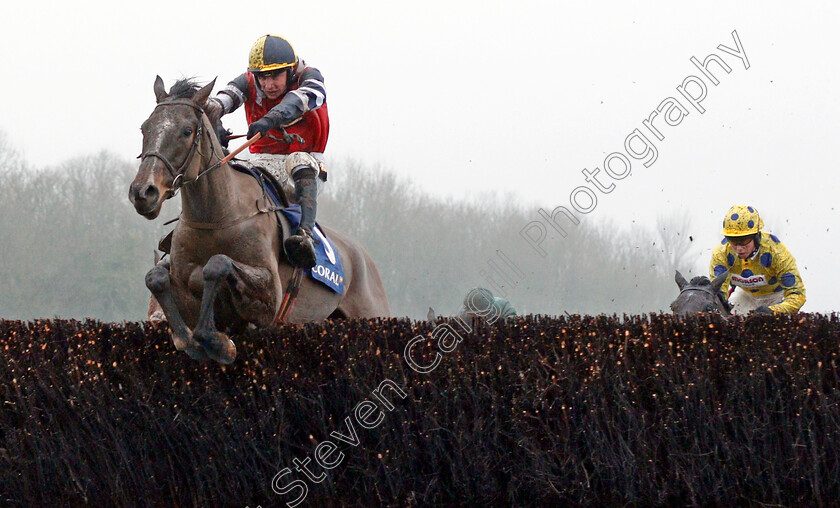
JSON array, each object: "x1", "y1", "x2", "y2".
[{"x1": 129, "y1": 77, "x2": 390, "y2": 364}]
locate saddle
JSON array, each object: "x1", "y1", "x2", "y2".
[
  {"x1": 228, "y1": 160, "x2": 295, "y2": 240},
  {"x1": 156, "y1": 159, "x2": 345, "y2": 295}
]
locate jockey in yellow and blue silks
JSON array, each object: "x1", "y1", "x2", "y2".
[{"x1": 709, "y1": 205, "x2": 806, "y2": 314}]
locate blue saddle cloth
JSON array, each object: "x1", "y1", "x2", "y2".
[{"x1": 232, "y1": 162, "x2": 345, "y2": 295}]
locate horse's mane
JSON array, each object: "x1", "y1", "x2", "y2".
[
  {"x1": 167, "y1": 78, "x2": 203, "y2": 100},
  {"x1": 689, "y1": 276, "x2": 711, "y2": 286}
]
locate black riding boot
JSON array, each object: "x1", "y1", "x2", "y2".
[{"x1": 284, "y1": 168, "x2": 318, "y2": 269}]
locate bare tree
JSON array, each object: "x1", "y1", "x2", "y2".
[{"x1": 654, "y1": 210, "x2": 698, "y2": 278}]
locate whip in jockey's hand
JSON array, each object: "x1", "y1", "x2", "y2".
[
  {"x1": 247, "y1": 115, "x2": 275, "y2": 140},
  {"x1": 204, "y1": 33, "x2": 329, "y2": 269}
]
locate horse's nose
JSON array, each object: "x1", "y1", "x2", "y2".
[{"x1": 130, "y1": 182, "x2": 159, "y2": 208}]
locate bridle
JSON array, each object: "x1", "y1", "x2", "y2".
[
  {"x1": 136, "y1": 89, "x2": 306, "y2": 323},
  {"x1": 137, "y1": 97, "x2": 276, "y2": 231},
  {"x1": 676, "y1": 284, "x2": 731, "y2": 316},
  {"x1": 138, "y1": 99, "x2": 219, "y2": 191}
]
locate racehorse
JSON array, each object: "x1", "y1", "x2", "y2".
[
  {"x1": 129, "y1": 77, "x2": 390, "y2": 364},
  {"x1": 669, "y1": 270, "x2": 731, "y2": 317}
]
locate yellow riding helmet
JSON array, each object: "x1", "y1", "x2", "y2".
[
  {"x1": 248, "y1": 34, "x2": 298, "y2": 73},
  {"x1": 721, "y1": 205, "x2": 764, "y2": 236}
]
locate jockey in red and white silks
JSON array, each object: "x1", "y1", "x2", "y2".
[{"x1": 204, "y1": 34, "x2": 328, "y2": 269}]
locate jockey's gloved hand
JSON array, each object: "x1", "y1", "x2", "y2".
[
  {"x1": 215, "y1": 124, "x2": 232, "y2": 149},
  {"x1": 753, "y1": 305, "x2": 774, "y2": 315},
  {"x1": 247, "y1": 116, "x2": 275, "y2": 140}
]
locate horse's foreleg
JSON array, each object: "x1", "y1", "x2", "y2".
[
  {"x1": 192, "y1": 255, "x2": 239, "y2": 365},
  {"x1": 192, "y1": 254, "x2": 279, "y2": 364},
  {"x1": 145, "y1": 263, "x2": 206, "y2": 360}
]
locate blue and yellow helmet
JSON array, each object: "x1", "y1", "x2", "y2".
[
  {"x1": 721, "y1": 205, "x2": 764, "y2": 236},
  {"x1": 248, "y1": 34, "x2": 298, "y2": 73}
]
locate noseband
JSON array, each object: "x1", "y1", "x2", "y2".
[
  {"x1": 678, "y1": 285, "x2": 717, "y2": 297},
  {"x1": 139, "y1": 99, "x2": 208, "y2": 190}
]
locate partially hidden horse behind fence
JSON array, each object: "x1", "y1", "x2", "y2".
[
  {"x1": 670, "y1": 270, "x2": 731, "y2": 317},
  {"x1": 129, "y1": 77, "x2": 390, "y2": 364}
]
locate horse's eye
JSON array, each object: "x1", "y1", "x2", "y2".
[
  {"x1": 182, "y1": 127, "x2": 193, "y2": 137},
  {"x1": 704, "y1": 305, "x2": 716, "y2": 312}
]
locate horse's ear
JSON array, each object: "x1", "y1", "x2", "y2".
[
  {"x1": 154, "y1": 75, "x2": 168, "y2": 103},
  {"x1": 711, "y1": 270, "x2": 728, "y2": 292},
  {"x1": 193, "y1": 78, "x2": 217, "y2": 107},
  {"x1": 675, "y1": 270, "x2": 688, "y2": 290}
]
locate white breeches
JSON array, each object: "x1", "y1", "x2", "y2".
[
  {"x1": 248, "y1": 152, "x2": 326, "y2": 196},
  {"x1": 728, "y1": 288, "x2": 784, "y2": 314}
]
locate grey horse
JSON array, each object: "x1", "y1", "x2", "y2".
[{"x1": 669, "y1": 270, "x2": 731, "y2": 317}]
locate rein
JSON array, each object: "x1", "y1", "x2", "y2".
[
  {"x1": 139, "y1": 99, "x2": 211, "y2": 190},
  {"x1": 678, "y1": 285, "x2": 731, "y2": 316},
  {"x1": 678, "y1": 286, "x2": 718, "y2": 297},
  {"x1": 178, "y1": 209, "x2": 265, "y2": 230},
  {"x1": 189, "y1": 131, "x2": 262, "y2": 184},
  {"x1": 140, "y1": 91, "x2": 307, "y2": 324},
  {"x1": 178, "y1": 163, "x2": 282, "y2": 230},
  {"x1": 140, "y1": 98, "x2": 270, "y2": 230},
  {"x1": 139, "y1": 99, "x2": 261, "y2": 189}
]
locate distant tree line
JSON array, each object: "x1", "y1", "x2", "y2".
[
  {"x1": 0, "y1": 133, "x2": 697, "y2": 320},
  {"x1": 321, "y1": 159, "x2": 697, "y2": 317},
  {"x1": 0, "y1": 134, "x2": 166, "y2": 321}
]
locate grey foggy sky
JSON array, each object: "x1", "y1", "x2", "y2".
[{"x1": 1, "y1": 1, "x2": 838, "y2": 311}]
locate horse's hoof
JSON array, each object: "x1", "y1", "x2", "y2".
[
  {"x1": 207, "y1": 338, "x2": 236, "y2": 365},
  {"x1": 149, "y1": 310, "x2": 167, "y2": 324},
  {"x1": 195, "y1": 331, "x2": 237, "y2": 365},
  {"x1": 185, "y1": 345, "x2": 208, "y2": 361}
]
